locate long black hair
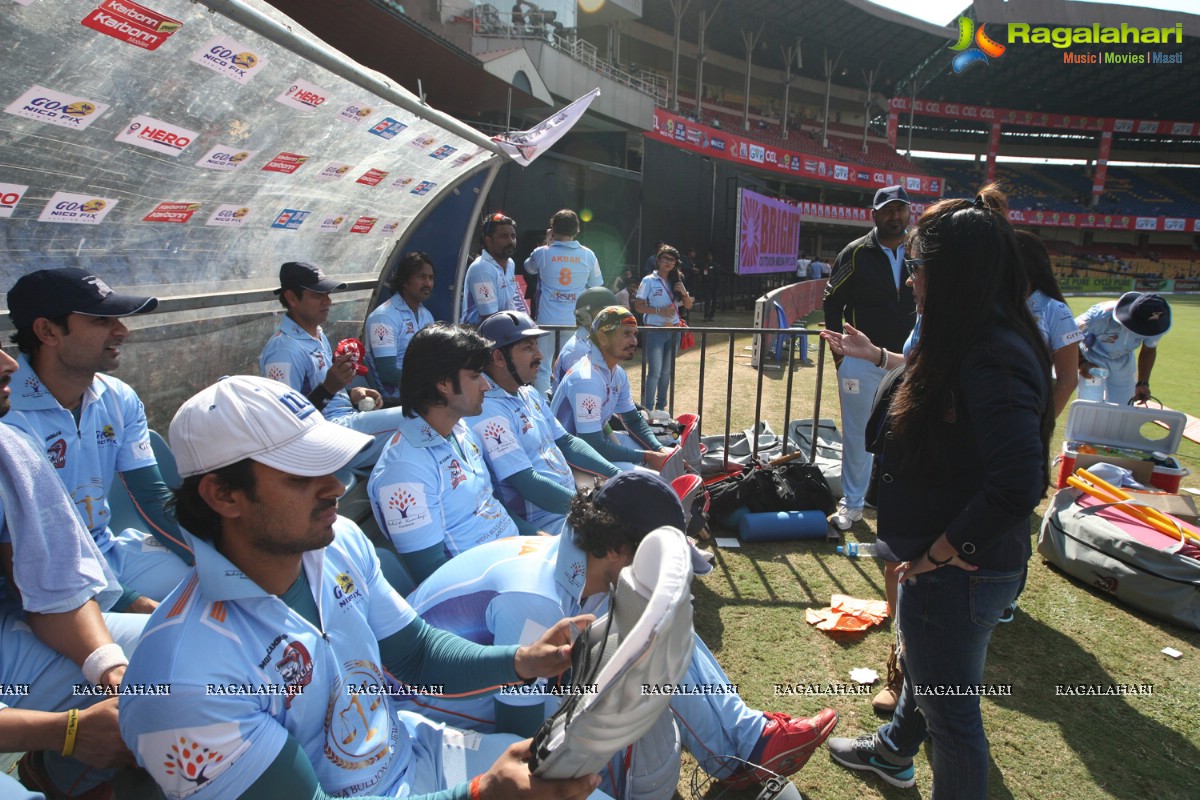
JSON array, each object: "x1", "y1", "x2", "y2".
[
  {"x1": 1014, "y1": 230, "x2": 1066, "y2": 303},
  {"x1": 890, "y1": 184, "x2": 1054, "y2": 489}
]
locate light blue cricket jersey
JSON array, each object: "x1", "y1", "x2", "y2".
[
  {"x1": 404, "y1": 534, "x2": 603, "y2": 728},
  {"x1": 368, "y1": 414, "x2": 518, "y2": 558},
  {"x1": 549, "y1": 349, "x2": 636, "y2": 436},
  {"x1": 460, "y1": 252, "x2": 527, "y2": 325},
  {"x1": 364, "y1": 295, "x2": 435, "y2": 400},
  {"x1": 523, "y1": 241, "x2": 603, "y2": 326},
  {"x1": 635, "y1": 273, "x2": 680, "y2": 328},
  {"x1": 552, "y1": 328, "x2": 592, "y2": 386},
  {"x1": 1076, "y1": 299, "x2": 1165, "y2": 377},
  {"x1": 468, "y1": 377, "x2": 573, "y2": 532},
  {"x1": 1027, "y1": 290, "x2": 1084, "y2": 353},
  {"x1": 3, "y1": 355, "x2": 157, "y2": 552},
  {"x1": 260, "y1": 315, "x2": 355, "y2": 420},
  {"x1": 119, "y1": 519, "x2": 422, "y2": 800}
]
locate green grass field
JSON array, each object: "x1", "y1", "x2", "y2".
[{"x1": 626, "y1": 296, "x2": 1200, "y2": 800}]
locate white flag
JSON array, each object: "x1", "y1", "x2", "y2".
[{"x1": 492, "y1": 88, "x2": 600, "y2": 167}]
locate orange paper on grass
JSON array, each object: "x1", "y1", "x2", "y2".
[{"x1": 806, "y1": 594, "x2": 890, "y2": 632}]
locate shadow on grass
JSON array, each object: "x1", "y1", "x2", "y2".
[{"x1": 985, "y1": 597, "x2": 1200, "y2": 799}]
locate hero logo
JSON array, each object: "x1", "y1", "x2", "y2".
[
  {"x1": 116, "y1": 116, "x2": 196, "y2": 157},
  {"x1": 277, "y1": 79, "x2": 328, "y2": 111},
  {"x1": 0, "y1": 183, "x2": 28, "y2": 218}
]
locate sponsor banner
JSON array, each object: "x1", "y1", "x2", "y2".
[
  {"x1": 1136, "y1": 216, "x2": 1159, "y2": 231},
  {"x1": 890, "y1": 96, "x2": 1198, "y2": 138},
  {"x1": 338, "y1": 102, "x2": 375, "y2": 124},
  {"x1": 317, "y1": 162, "x2": 353, "y2": 181},
  {"x1": 429, "y1": 145, "x2": 458, "y2": 160},
  {"x1": 1163, "y1": 218, "x2": 1186, "y2": 232},
  {"x1": 1093, "y1": 131, "x2": 1112, "y2": 196},
  {"x1": 115, "y1": 115, "x2": 196, "y2": 156},
  {"x1": 350, "y1": 216, "x2": 377, "y2": 234},
  {"x1": 317, "y1": 213, "x2": 347, "y2": 233},
  {"x1": 450, "y1": 147, "x2": 486, "y2": 167},
  {"x1": 0, "y1": 183, "x2": 29, "y2": 218},
  {"x1": 143, "y1": 201, "x2": 200, "y2": 223},
  {"x1": 368, "y1": 117, "x2": 408, "y2": 140},
  {"x1": 379, "y1": 220, "x2": 401, "y2": 236},
  {"x1": 736, "y1": 189, "x2": 802, "y2": 276},
  {"x1": 1134, "y1": 277, "x2": 1171, "y2": 292},
  {"x1": 206, "y1": 203, "x2": 252, "y2": 227},
  {"x1": 356, "y1": 168, "x2": 388, "y2": 186},
  {"x1": 261, "y1": 152, "x2": 309, "y2": 174},
  {"x1": 493, "y1": 88, "x2": 600, "y2": 167},
  {"x1": 195, "y1": 145, "x2": 254, "y2": 171},
  {"x1": 190, "y1": 36, "x2": 268, "y2": 84},
  {"x1": 81, "y1": 0, "x2": 182, "y2": 51},
  {"x1": 38, "y1": 191, "x2": 118, "y2": 224},
  {"x1": 1175, "y1": 279, "x2": 1200, "y2": 293},
  {"x1": 986, "y1": 124, "x2": 1001, "y2": 183},
  {"x1": 276, "y1": 79, "x2": 328, "y2": 111},
  {"x1": 798, "y1": 202, "x2": 876, "y2": 223},
  {"x1": 5, "y1": 86, "x2": 109, "y2": 130},
  {"x1": 388, "y1": 175, "x2": 416, "y2": 191},
  {"x1": 410, "y1": 181, "x2": 436, "y2": 196},
  {"x1": 1058, "y1": 276, "x2": 1135, "y2": 294},
  {"x1": 270, "y1": 208, "x2": 310, "y2": 230},
  {"x1": 407, "y1": 134, "x2": 436, "y2": 150},
  {"x1": 649, "y1": 110, "x2": 942, "y2": 195}
]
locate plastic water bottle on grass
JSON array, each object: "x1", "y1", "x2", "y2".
[
  {"x1": 836, "y1": 542, "x2": 881, "y2": 558},
  {"x1": 1077, "y1": 367, "x2": 1108, "y2": 403}
]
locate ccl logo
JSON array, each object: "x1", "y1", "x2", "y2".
[{"x1": 949, "y1": 16, "x2": 1006, "y2": 72}]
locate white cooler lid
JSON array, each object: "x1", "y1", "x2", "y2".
[{"x1": 1064, "y1": 401, "x2": 1188, "y2": 455}]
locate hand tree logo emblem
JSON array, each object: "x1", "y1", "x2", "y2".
[
  {"x1": 949, "y1": 16, "x2": 1006, "y2": 72},
  {"x1": 163, "y1": 737, "x2": 224, "y2": 788},
  {"x1": 388, "y1": 488, "x2": 417, "y2": 518},
  {"x1": 482, "y1": 421, "x2": 508, "y2": 447}
]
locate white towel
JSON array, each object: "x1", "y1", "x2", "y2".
[{"x1": 0, "y1": 423, "x2": 121, "y2": 613}]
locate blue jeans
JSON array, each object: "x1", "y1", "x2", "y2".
[
  {"x1": 876, "y1": 564, "x2": 1024, "y2": 799},
  {"x1": 642, "y1": 328, "x2": 678, "y2": 411}
]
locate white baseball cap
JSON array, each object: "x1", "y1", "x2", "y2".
[{"x1": 170, "y1": 375, "x2": 372, "y2": 478}]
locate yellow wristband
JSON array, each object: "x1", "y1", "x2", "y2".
[{"x1": 62, "y1": 708, "x2": 79, "y2": 757}]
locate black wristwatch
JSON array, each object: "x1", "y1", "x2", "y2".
[{"x1": 1136, "y1": 381, "x2": 1150, "y2": 388}]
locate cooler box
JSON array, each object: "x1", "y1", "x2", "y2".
[{"x1": 1056, "y1": 401, "x2": 1190, "y2": 492}]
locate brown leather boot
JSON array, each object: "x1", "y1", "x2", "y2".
[{"x1": 871, "y1": 643, "x2": 902, "y2": 714}]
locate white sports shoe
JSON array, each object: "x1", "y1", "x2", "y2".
[{"x1": 830, "y1": 503, "x2": 863, "y2": 531}]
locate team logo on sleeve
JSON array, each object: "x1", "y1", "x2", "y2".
[
  {"x1": 472, "y1": 282, "x2": 496, "y2": 304},
  {"x1": 371, "y1": 323, "x2": 394, "y2": 347},
  {"x1": 476, "y1": 417, "x2": 519, "y2": 458},
  {"x1": 148, "y1": 722, "x2": 245, "y2": 798},
  {"x1": 96, "y1": 424, "x2": 117, "y2": 446},
  {"x1": 381, "y1": 483, "x2": 431, "y2": 532},
  {"x1": 575, "y1": 393, "x2": 602, "y2": 423},
  {"x1": 264, "y1": 362, "x2": 291, "y2": 384}
]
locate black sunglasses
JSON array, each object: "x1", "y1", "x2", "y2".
[{"x1": 904, "y1": 258, "x2": 927, "y2": 278}]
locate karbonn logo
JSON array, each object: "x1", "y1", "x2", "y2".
[
  {"x1": 30, "y1": 98, "x2": 97, "y2": 118},
  {"x1": 949, "y1": 16, "x2": 1006, "y2": 72},
  {"x1": 57, "y1": 199, "x2": 106, "y2": 213}
]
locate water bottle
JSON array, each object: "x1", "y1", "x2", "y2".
[
  {"x1": 1077, "y1": 367, "x2": 1108, "y2": 403},
  {"x1": 836, "y1": 542, "x2": 881, "y2": 558}
]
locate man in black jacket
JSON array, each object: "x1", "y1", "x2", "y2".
[{"x1": 822, "y1": 186, "x2": 916, "y2": 531}]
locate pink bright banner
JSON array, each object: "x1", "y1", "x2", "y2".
[{"x1": 736, "y1": 189, "x2": 801, "y2": 275}]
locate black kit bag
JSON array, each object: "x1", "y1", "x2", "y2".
[{"x1": 708, "y1": 460, "x2": 836, "y2": 524}]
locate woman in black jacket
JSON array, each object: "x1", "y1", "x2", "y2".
[{"x1": 826, "y1": 187, "x2": 1053, "y2": 798}]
